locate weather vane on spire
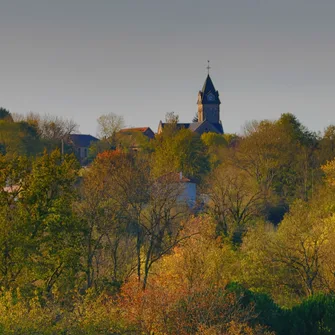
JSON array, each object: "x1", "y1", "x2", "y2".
[{"x1": 206, "y1": 60, "x2": 211, "y2": 75}]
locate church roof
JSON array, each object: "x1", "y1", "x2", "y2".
[
  {"x1": 190, "y1": 122, "x2": 224, "y2": 134},
  {"x1": 159, "y1": 121, "x2": 223, "y2": 135},
  {"x1": 207, "y1": 122, "x2": 224, "y2": 134},
  {"x1": 189, "y1": 122, "x2": 202, "y2": 131}
]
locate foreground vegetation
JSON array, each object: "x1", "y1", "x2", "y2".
[{"x1": 2, "y1": 108, "x2": 335, "y2": 334}]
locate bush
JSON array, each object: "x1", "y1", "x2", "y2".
[{"x1": 286, "y1": 294, "x2": 335, "y2": 335}]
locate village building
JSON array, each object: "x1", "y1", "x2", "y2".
[
  {"x1": 69, "y1": 134, "x2": 99, "y2": 164},
  {"x1": 158, "y1": 71, "x2": 223, "y2": 135},
  {"x1": 156, "y1": 171, "x2": 197, "y2": 208},
  {"x1": 119, "y1": 127, "x2": 155, "y2": 140}
]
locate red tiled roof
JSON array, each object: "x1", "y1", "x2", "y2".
[{"x1": 120, "y1": 127, "x2": 150, "y2": 133}]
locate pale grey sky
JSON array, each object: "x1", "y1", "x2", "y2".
[{"x1": 1, "y1": 0, "x2": 335, "y2": 135}]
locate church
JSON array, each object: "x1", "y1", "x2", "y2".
[
  {"x1": 69, "y1": 69, "x2": 224, "y2": 165},
  {"x1": 158, "y1": 71, "x2": 224, "y2": 135}
]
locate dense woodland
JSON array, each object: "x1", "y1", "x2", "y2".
[{"x1": 2, "y1": 107, "x2": 335, "y2": 334}]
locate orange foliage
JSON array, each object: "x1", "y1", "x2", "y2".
[
  {"x1": 117, "y1": 217, "x2": 269, "y2": 334},
  {"x1": 96, "y1": 149, "x2": 124, "y2": 162},
  {"x1": 119, "y1": 277, "x2": 270, "y2": 335}
]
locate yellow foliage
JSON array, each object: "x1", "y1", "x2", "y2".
[
  {"x1": 322, "y1": 158, "x2": 335, "y2": 186},
  {"x1": 0, "y1": 290, "x2": 57, "y2": 334},
  {"x1": 155, "y1": 215, "x2": 237, "y2": 290}
]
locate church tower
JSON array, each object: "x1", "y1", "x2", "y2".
[
  {"x1": 157, "y1": 63, "x2": 223, "y2": 136},
  {"x1": 197, "y1": 74, "x2": 221, "y2": 123}
]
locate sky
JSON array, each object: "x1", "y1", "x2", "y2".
[{"x1": 1, "y1": 0, "x2": 335, "y2": 136}]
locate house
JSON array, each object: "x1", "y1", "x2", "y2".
[
  {"x1": 119, "y1": 127, "x2": 155, "y2": 140},
  {"x1": 117, "y1": 127, "x2": 155, "y2": 151},
  {"x1": 68, "y1": 134, "x2": 99, "y2": 164},
  {"x1": 157, "y1": 172, "x2": 196, "y2": 208},
  {"x1": 158, "y1": 72, "x2": 224, "y2": 135}
]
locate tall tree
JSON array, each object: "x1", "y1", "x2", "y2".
[
  {"x1": 0, "y1": 150, "x2": 81, "y2": 296},
  {"x1": 77, "y1": 150, "x2": 139, "y2": 289},
  {"x1": 206, "y1": 164, "x2": 263, "y2": 244},
  {"x1": 97, "y1": 112, "x2": 125, "y2": 144}
]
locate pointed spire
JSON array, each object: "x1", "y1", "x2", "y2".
[
  {"x1": 206, "y1": 60, "x2": 211, "y2": 75},
  {"x1": 201, "y1": 74, "x2": 216, "y2": 95},
  {"x1": 199, "y1": 66, "x2": 221, "y2": 104}
]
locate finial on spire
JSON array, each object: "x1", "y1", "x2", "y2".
[{"x1": 206, "y1": 60, "x2": 211, "y2": 75}]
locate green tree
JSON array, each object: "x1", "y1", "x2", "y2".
[
  {"x1": 227, "y1": 116, "x2": 320, "y2": 223},
  {"x1": 0, "y1": 150, "x2": 81, "y2": 297},
  {"x1": 319, "y1": 125, "x2": 335, "y2": 164},
  {"x1": 201, "y1": 132, "x2": 227, "y2": 167},
  {"x1": 0, "y1": 155, "x2": 31, "y2": 290},
  {"x1": 153, "y1": 128, "x2": 210, "y2": 182},
  {"x1": 0, "y1": 107, "x2": 13, "y2": 122},
  {"x1": 287, "y1": 294, "x2": 335, "y2": 335}
]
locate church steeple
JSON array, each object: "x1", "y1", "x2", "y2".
[{"x1": 197, "y1": 73, "x2": 221, "y2": 123}]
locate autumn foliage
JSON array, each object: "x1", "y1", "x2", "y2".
[{"x1": 2, "y1": 112, "x2": 335, "y2": 334}]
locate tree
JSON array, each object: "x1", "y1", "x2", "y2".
[
  {"x1": 8, "y1": 112, "x2": 78, "y2": 154},
  {"x1": 226, "y1": 117, "x2": 320, "y2": 223},
  {"x1": 0, "y1": 150, "x2": 81, "y2": 297},
  {"x1": 201, "y1": 132, "x2": 227, "y2": 167},
  {"x1": 121, "y1": 272, "x2": 272, "y2": 335},
  {"x1": 161, "y1": 111, "x2": 180, "y2": 137},
  {"x1": 165, "y1": 111, "x2": 179, "y2": 124},
  {"x1": 38, "y1": 114, "x2": 78, "y2": 142},
  {"x1": 319, "y1": 125, "x2": 335, "y2": 164},
  {"x1": 287, "y1": 294, "x2": 335, "y2": 335},
  {"x1": 87, "y1": 139, "x2": 113, "y2": 162},
  {"x1": 0, "y1": 120, "x2": 41, "y2": 156},
  {"x1": 81, "y1": 149, "x2": 191, "y2": 290},
  {"x1": 153, "y1": 128, "x2": 210, "y2": 182},
  {"x1": 233, "y1": 120, "x2": 292, "y2": 195},
  {"x1": 201, "y1": 132, "x2": 227, "y2": 147},
  {"x1": 277, "y1": 113, "x2": 317, "y2": 147},
  {"x1": 241, "y1": 189, "x2": 335, "y2": 304},
  {"x1": 22, "y1": 150, "x2": 81, "y2": 296},
  {"x1": 105, "y1": 152, "x2": 189, "y2": 289},
  {"x1": 140, "y1": 173, "x2": 189, "y2": 289},
  {"x1": 0, "y1": 108, "x2": 13, "y2": 122},
  {"x1": 275, "y1": 113, "x2": 320, "y2": 201},
  {"x1": 156, "y1": 216, "x2": 236, "y2": 290},
  {"x1": 270, "y1": 200, "x2": 331, "y2": 296},
  {"x1": 77, "y1": 150, "x2": 138, "y2": 289},
  {"x1": 206, "y1": 165, "x2": 263, "y2": 244},
  {"x1": 0, "y1": 155, "x2": 31, "y2": 290},
  {"x1": 97, "y1": 112, "x2": 125, "y2": 144}
]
